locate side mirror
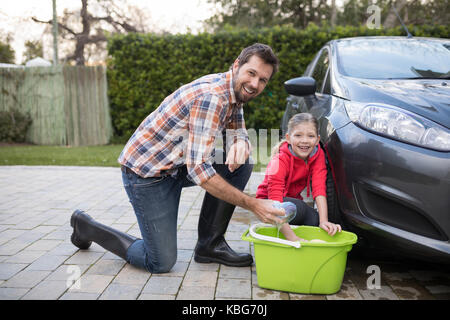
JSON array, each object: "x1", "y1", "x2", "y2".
[{"x1": 284, "y1": 77, "x2": 316, "y2": 96}]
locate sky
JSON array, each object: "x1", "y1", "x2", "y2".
[{"x1": 0, "y1": 0, "x2": 217, "y2": 64}]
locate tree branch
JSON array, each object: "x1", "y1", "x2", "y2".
[
  {"x1": 31, "y1": 17, "x2": 77, "y2": 36},
  {"x1": 86, "y1": 34, "x2": 108, "y2": 44},
  {"x1": 32, "y1": 0, "x2": 146, "y2": 65},
  {"x1": 91, "y1": 16, "x2": 138, "y2": 32}
]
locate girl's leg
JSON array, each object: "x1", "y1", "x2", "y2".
[{"x1": 283, "y1": 197, "x2": 319, "y2": 226}]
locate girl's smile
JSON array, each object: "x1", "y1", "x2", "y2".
[{"x1": 286, "y1": 123, "x2": 320, "y2": 160}]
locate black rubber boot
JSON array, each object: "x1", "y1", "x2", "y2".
[
  {"x1": 70, "y1": 209, "x2": 139, "y2": 261},
  {"x1": 194, "y1": 193, "x2": 253, "y2": 267}
]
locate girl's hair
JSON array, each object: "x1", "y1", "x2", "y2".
[{"x1": 271, "y1": 113, "x2": 319, "y2": 157}]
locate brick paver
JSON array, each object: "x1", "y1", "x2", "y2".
[{"x1": 0, "y1": 166, "x2": 449, "y2": 300}]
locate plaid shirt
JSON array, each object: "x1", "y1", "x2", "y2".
[{"x1": 118, "y1": 71, "x2": 249, "y2": 185}]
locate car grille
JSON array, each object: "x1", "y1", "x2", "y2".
[{"x1": 354, "y1": 184, "x2": 448, "y2": 241}]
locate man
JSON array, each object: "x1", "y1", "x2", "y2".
[{"x1": 70, "y1": 43, "x2": 285, "y2": 273}]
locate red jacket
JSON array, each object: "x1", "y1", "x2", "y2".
[{"x1": 256, "y1": 141, "x2": 327, "y2": 202}]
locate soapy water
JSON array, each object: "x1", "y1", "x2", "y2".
[
  {"x1": 272, "y1": 201, "x2": 297, "y2": 238},
  {"x1": 308, "y1": 239, "x2": 326, "y2": 243}
]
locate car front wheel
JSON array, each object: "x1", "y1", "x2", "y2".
[{"x1": 325, "y1": 158, "x2": 346, "y2": 229}]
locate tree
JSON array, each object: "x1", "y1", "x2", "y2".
[
  {"x1": 205, "y1": 0, "x2": 333, "y2": 30},
  {"x1": 205, "y1": 0, "x2": 283, "y2": 30},
  {"x1": 279, "y1": 0, "x2": 333, "y2": 28},
  {"x1": 330, "y1": 0, "x2": 337, "y2": 26},
  {"x1": 32, "y1": 0, "x2": 151, "y2": 65},
  {"x1": 384, "y1": 0, "x2": 409, "y2": 28},
  {"x1": 205, "y1": 0, "x2": 449, "y2": 30},
  {"x1": 22, "y1": 40, "x2": 44, "y2": 64},
  {"x1": 337, "y1": 0, "x2": 390, "y2": 27},
  {"x1": 384, "y1": 0, "x2": 450, "y2": 26},
  {"x1": 0, "y1": 35, "x2": 15, "y2": 64}
]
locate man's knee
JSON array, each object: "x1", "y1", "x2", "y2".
[{"x1": 144, "y1": 250, "x2": 177, "y2": 274}]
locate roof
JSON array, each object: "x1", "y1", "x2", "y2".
[
  {"x1": 25, "y1": 57, "x2": 52, "y2": 67},
  {"x1": 328, "y1": 36, "x2": 450, "y2": 45}
]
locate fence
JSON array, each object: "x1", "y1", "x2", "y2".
[{"x1": 0, "y1": 65, "x2": 112, "y2": 146}]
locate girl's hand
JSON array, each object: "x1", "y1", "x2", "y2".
[{"x1": 319, "y1": 221, "x2": 342, "y2": 236}]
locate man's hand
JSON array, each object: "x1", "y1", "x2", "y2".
[
  {"x1": 249, "y1": 198, "x2": 285, "y2": 225},
  {"x1": 225, "y1": 139, "x2": 250, "y2": 172}
]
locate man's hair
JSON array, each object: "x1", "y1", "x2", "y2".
[{"x1": 236, "y1": 43, "x2": 279, "y2": 78}]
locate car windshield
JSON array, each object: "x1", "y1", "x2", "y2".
[{"x1": 336, "y1": 38, "x2": 450, "y2": 79}]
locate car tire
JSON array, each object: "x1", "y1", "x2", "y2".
[
  {"x1": 323, "y1": 155, "x2": 378, "y2": 257},
  {"x1": 325, "y1": 157, "x2": 347, "y2": 229},
  {"x1": 324, "y1": 159, "x2": 368, "y2": 256}
]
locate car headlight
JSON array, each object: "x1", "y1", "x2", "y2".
[{"x1": 344, "y1": 102, "x2": 450, "y2": 152}]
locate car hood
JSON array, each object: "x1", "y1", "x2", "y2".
[{"x1": 335, "y1": 77, "x2": 450, "y2": 129}]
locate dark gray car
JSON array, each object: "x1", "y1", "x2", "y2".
[{"x1": 282, "y1": 36, "x2": 450, "y2": 263}]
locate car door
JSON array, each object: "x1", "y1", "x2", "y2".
[
  {"x1": 282, "y1": 47, "x2": 332, "y2": 135},
  {"x1": 304, "y1": 47, "x2": 332, "y2": 121}
]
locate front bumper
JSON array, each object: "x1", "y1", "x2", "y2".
[{"x1": 326, "y1": 121, "x2": 450, "y2": 263}]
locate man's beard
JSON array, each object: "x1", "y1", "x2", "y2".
[{"x1": 232, "y1": 70, "x2": 255, "y2": 104}]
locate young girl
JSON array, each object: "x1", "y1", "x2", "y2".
[{"x1": 256, "y1": 113, "x2": 341, "y2": 241}]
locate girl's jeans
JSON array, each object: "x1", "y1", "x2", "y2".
[
  {"x1": 283, "y1": 197, "x2": 320, "y2": 226},
  {"x1": 121, "y1": 155, "x2": 253, "y2": 273}
]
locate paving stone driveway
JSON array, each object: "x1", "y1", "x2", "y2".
[{"x1": 0, "y1": 166, "x2": 449, "y2": 300}]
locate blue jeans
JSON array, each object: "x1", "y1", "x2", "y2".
[{"x1": 122, "y1": 151, "x2": 253, "y2": 273}]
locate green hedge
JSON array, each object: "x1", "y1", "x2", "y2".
[
  {"x1": 0, "y1": 109, "x2": 32, "y2": 143},
  {"x1": 107, "y1": 24, "x2": 449, "y2": 140}
]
